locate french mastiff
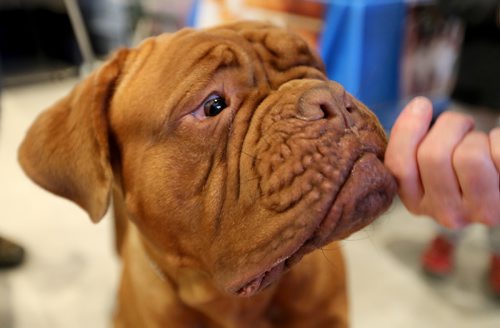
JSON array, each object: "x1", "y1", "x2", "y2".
[{"x1": 19, "y1": 21, "x2": 396, "y2": 327}]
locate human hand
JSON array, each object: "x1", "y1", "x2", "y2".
[{"x1": 385, "y1": 97, "x2": 500, "y2": 228}]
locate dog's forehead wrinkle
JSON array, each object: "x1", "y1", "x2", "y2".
[{"x1": 181, "y1": 28, "x2": 260, "y2": 71}]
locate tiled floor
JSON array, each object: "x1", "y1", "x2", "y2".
[{"x1": 1, "y1": 79, "x2": 499, "y2": 327}]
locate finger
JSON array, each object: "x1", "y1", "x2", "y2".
[
  {"x1": 417, "y1": 111, "x2": 474, "y2": 228},
  {"x1": 385, "y1": 97, "x2": 433, "y2": 212},
  {"x1": 490, "y1": 127, "x2": 500, "y2": 173},
  {"x1": 453, "y1": 131, "x2": 500, "y2": 226}
]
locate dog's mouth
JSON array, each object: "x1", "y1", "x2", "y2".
[
  {"x1": 231, "y1": 152, "x2": 396, "y2": 297},
  {"x1": 234, "y1": 237, "x2": 315, "y2": 297}
]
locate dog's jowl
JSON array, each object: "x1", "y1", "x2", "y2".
[{"x1": 19, "y1": 21, "x2": 396, "y2": 328}]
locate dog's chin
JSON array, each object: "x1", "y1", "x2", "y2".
[{"x1": 229, "y1": 153, "x2": 396, "y2": 298}]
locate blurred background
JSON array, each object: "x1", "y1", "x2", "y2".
[{"x1": 1, "y1": 0, "x2": 499, "y2": 327}]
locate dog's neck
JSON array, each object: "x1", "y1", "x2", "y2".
[
  {"x1": 141, "y1": 240, "x2": 227, "y2": 307},
  {"x1": 121, "y1": 223, "x2": 277, "y2": 326}
]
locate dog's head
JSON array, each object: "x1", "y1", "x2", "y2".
[{"x1": 19, "y1": 22, "x2": 396, "y2": 297}]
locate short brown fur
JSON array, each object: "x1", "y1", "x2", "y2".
[{"x1": 19, "y1": 22, "x2": 396, "y2": 327}]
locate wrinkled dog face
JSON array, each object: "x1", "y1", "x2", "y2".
[
  {"x1": 109, "y1": 22, "x2": 396, "y2": 296},
  {"x1": 20, "y1": 21, "x2": 395, "y2": 298}
]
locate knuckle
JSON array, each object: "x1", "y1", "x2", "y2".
[
  {"x1": 417, "y1": 141, "x2": 448, "y2": 167},
  {"x1": 453, "y1": 149, "x2": 488, "y2": 171},
  {"x1": 453, "y1": 132, "x2": 491, "y2": 171}
]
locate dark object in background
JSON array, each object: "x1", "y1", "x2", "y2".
[
  {"x1": 77, "y1": 0, "x2": 130, "y2": 56},
  {"x1": 0, "y1": 236, "x2": 25, "y2": 269},
  {"x1": 438, "y1": 0, "x2": 500, "y2": 109},
  {"x1": 400, "y1": 4, "x2": 463, "y2": 106},
  {"x1": 0, "y1": 7, "x2": 81, "y2": 85}
]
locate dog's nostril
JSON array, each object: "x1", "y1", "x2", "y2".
[
  {"x1": 297, "y1": 87, "x2": 350, "y2": 121},
  {"x1": 319, "y1": 103, "x2": 335, "y2": 119},
  {"x1": 298, "y1": 101, "x2": 327, "y2": 121}
]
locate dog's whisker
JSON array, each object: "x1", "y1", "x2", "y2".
[
  {"x1": 342, "y1": 235, "x2": 372, "y2": 242},
  {"x1": 320, "y1": 243, "x2": 344, "y2": 252},
  {"x1": 241, "y1": 150, "x2": 260, "y2": 161},
  {"x1": 243, "y1": 177, "x2": 260, "y2": 184},
  {"x1": 320, "y1": 248, "x2": 340, "y2": 272},
  {"x1": 226, "y1": 137, "x2": 261, "y2": 161}
]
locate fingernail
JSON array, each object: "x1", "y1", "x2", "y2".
[{"x1": 410, "y1": 97, "x2": 431, "y2": 116}]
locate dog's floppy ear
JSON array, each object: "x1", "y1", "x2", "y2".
[{"x1": 18, "y1": 49, "x2": 129, "y2": 223}]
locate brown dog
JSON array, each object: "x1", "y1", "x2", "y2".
[{"x1": 18, "y1": 22, "x2": 396, "y2": 327}]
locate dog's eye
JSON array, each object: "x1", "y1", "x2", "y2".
[{"x1": 203, "y1": 95, "x2": 227, "y2": 117}]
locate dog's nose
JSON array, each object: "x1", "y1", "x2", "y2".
[{"x1": 297, "y1": 86, "x2": 354, "y2": 128}]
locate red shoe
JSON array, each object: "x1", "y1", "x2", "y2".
[
  {"x1": 489, "y1": 255, "x2": 500, "y2": 297},
  {"x1": 421, "y1": 235, "x2": 455, "y2": 277}
]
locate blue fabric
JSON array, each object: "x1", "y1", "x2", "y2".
[
  {"x1": 319, "y1": 0, "x2": 406, "y2": 130},
  {"x1": 186, "y1": 0, "x2": 199, "y2": 27}
]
